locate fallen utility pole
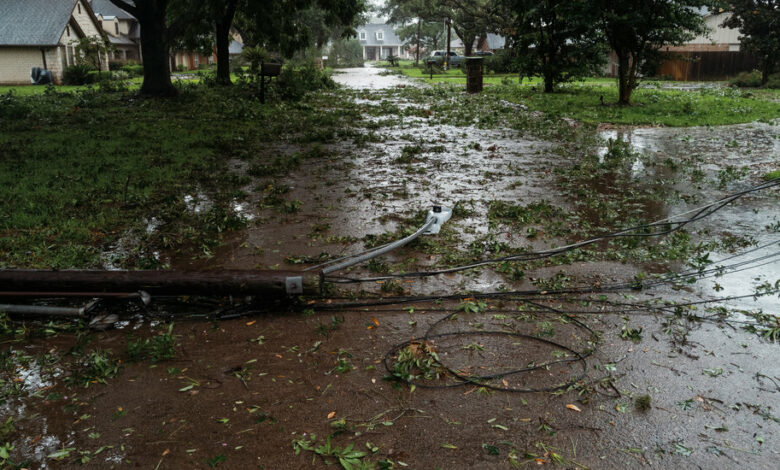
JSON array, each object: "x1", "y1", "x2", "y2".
[
  {"x1": 0, "y1": 299, "x2": 99, "y2": 317},
  {"x1": 0, "y1": 270, "x2": 321, "y2": 298}
]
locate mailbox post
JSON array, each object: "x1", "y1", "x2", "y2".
[
  {"x1": 260, "y1": 62, "x2": 282, "y2": 104},
  {"x1": 465, "y1": 57, "x2": 484, "y2": 93}
]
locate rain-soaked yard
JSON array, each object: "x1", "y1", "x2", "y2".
[{"x1": 1, "y1": 66, "x2": 778, "y2": 469}]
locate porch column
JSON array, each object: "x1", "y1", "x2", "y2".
[{"x1": 379, "y1": 46, "x2": 382, "y2": 59}]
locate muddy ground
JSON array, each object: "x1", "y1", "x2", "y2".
[{"x1": 1, "y1": 66, "x2": 779, "y2": 469}]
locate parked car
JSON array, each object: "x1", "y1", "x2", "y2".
[{"x1": 428, "y1": 50, "x2": 463, "y2": 67}]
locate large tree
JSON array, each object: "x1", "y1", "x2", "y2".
[
  {"x1": 211, "y1": 0, "x2": 241, "y2": 85},
  {"x1": 237, "y1": 0, "x2": 366, "y2": 58},
  {"x1": 108, "y1": 0, "x2": 205, "y2": 96},
  {"x1": 441, "y1": 0, "x2": 493, "y2": 56},
  {"x1": 721, "y1": 0, "x2": 780, "y2": 85},
  {"x1": 382, "y1": 0, "x2": 447, "y2": 64},
  {"x1": 595, "y1": 0, "x2": 711, "y2": 104},
  {"x1": 508, "y1": 0, "x2": 605, "y2": 93},
  {"x1": 395, "y1": 20, "x2": 446, "y2": 59}
]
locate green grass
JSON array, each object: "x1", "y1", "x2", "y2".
[
  {"x1": 383, "y1": 64, "x2": 780, "y2": 126},
  {"x1": 489, "y1": 83, "x2": 780, "y2": 126},
  {"x1": 0, "y1": 77, "x2": 145, "y2": 95},
  {"x1": 0, "y1": 84, "x2": 359, "y2": 269}
]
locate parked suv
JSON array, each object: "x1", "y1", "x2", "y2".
[{"x1": 428, "y1": 50, "x2": 463, "y2": 67}]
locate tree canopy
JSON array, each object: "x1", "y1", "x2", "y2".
[
  {"x1": 508, "y1": 0, "x2": 605, "y2": 92},
  {"x1": 721, "y1": 0, "x2": 780, "y2": 85},
  {"x1": 594, "y1": 0, "x2": 711, "y2": 104},
  {"x1": 109, "y1": 0, "x2": 366, "y2": 95}
]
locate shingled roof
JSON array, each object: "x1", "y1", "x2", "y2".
[
  {"x1": 89, "y1": 0, "x2": 135, "y2": 20},
  {"x1": 0, "y1": 0, "x2": 80, "y2": 46}
]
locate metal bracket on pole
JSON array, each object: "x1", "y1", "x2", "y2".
[
  {"x1": 423, "y1": 205, "x2": 453, "y2": 235},
  {"x1": 285, "y1": 276, "x2": 303, "y2": 295}
]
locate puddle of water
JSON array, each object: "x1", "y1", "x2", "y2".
[
  {"x1": 599, "y1": 123, "x2": 779, "y2": 179},
  {"x1": 597, "y1": 124, "x2": 779, "y2": 313},
  {"x1": 332, "y1": 64, "x2": 420, "y2": 90}
]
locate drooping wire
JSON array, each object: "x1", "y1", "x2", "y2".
[{"x1": 325, "y1": 178, "x2": 779, "y2": 283}]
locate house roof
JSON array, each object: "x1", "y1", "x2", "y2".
[
  {"x1": 357, "y1": 23, "x2": 402, "y2": 47},
  {"x1": 450, "y1": 33, "x2": 506, "y2": 51},
  {"x1": 229, "y1": 40, "x2": 243, "y2": 55},
  {"x1": 485, "y1": 33, "x2": 505, "y2": 50},
  {"x1": 89, "y1": 0, "x2": 135, "y2": 20},
  {"x1": 0, "y1": 0, "x2": 80, "y2": 46},
  {"x1": 108, "y1": 34, "x2": 136, "y2": 46}
]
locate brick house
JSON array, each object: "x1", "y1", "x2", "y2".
[{"x1": 0, "y1": 0, "x2": 108, "y2": 84}]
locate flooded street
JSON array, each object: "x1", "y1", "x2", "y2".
[{"x1": 3, "y1": 65, "x2": 778, "y2": 469}]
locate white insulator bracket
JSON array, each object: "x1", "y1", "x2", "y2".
[{"x1": 423, "y1": 205, "x2": 452, "y2": 235}]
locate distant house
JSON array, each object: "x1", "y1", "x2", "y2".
[
  {"x1": 666, "y1": 12, "x2": 741, "y2": 52},
  {"x1": 0, "y1": 0, "x2": 108, "y2": 84},
  {"x1": 657, "y1": 11, "x2": 757, "y2": 81},
  {"x1": 89, "y1": 0, "x2": 141, "y2": 63},
  {"x1": 450, "y1": 33, "x2": 506, "y2": 54},
  {"x1": 171, "y1": 49, "x2": 212, "y2": 71},
  {"x1": 357, "y1": 23, "x2": 411, "y2": 60}
]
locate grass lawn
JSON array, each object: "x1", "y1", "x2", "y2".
[
  {"x1": 0, "y1": 76, "x2": 145, "y2": 95},
  {"x1": 0, "y1": 84, "x2": 359, "y2": 269},
  {"x1": 490, "y1": 83, "x2": 780, "y2": 126},
  {"x1": 378, "y1": 63, "x2": 780, "y2": 126}
]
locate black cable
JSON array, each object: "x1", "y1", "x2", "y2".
[
  {"x1": 382, "y1": 297, "x2": 598, "y2": 393},
  {"x1": 326, "y1": 178, "x2": 780, "y2": 284},
  {"x1": 312, "y1": 244, "x2": 780, "y2": 312}
]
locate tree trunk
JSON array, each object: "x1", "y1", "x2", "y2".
[
  {"x1": 415, "y1": 20, "x2": 421, "y2": 66},
  {"x1": 617, "y1": 51, "x2": 631, "y2": 105},
  {"x1": 136, "y1": 7, "x2": 176, "y2": 96},
  {"x1": 464, "y1": 40, "x2": 473, "y2": 57},
  {"x1": 543, "y1": 71, "x2": 554, "y2": 93},
  {"x1": 761, "y1": 57, "x2": 769, "y2": 86},
  {"x1": 215, "y1": 0, "x2": 238, "y2": 86}
]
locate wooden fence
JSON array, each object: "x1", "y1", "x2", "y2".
[{"x1": 657, "y1": 51, "x2": 759, "y2": 81}]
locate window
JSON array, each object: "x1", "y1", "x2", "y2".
[
  {"x1": 376, "y1": 31, "x2": 384, "y2": 40},
  {"x1": 77, "y1": 3, "x2": 81, "y2": 14},
  {"x1": 115, "y1": 23, "x2": 119, "y2": 35},
  {"x1": 359, "y1": 31, "x2": 366, "y2": 40},
  {"x1": 66, "y1": 26, "x2": 70, "y2": 37}
]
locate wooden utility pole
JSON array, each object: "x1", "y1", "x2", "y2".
[
  {"x1": 0, "y1": 270, "x2": 321, "y2": 297},
  {"x1": 445, "y1": 18, "x2": 451, "y2": 70}
]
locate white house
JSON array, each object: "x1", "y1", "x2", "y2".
[
  {"x1": 0, "y1": 0, "x2": 108, "y2": 84},
  {"x1": 356, "y1": 23, "x2": 411, "y2": 60}
]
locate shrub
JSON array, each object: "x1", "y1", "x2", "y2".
[
  {"x1": 111, "y1": 70, "x2": 130, "y2": 81},
  {"x1": 274, "y1": 59, "x2": 335, "y2": 101},
  {"x1": 0, "y1": 92, "x2": 30, "y2": 119},
  {"x1": 730, "y1": 70, "x2": 762, "y2": 88},
  {"x1": 98, "y1": 77, "x2": 129, "y2": 92},
  {"x1": 62, "y1": 64, "x2": 94, "y2": 85},
  {"x1": 765, "y1": 73, "x2": 780, "y2": 89},
  {"x1": 108, "y1": 61, "x2": 123, "y2": 71},
  {"x1": 329, "y1": 38, "x2": 364, "y2": 68},
  {"x1": 484, "y1": 50, "x2": 520, "y2": 74},
  {"x1": 120, "y1": 64, "x2": 144, "y2": 76}
]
